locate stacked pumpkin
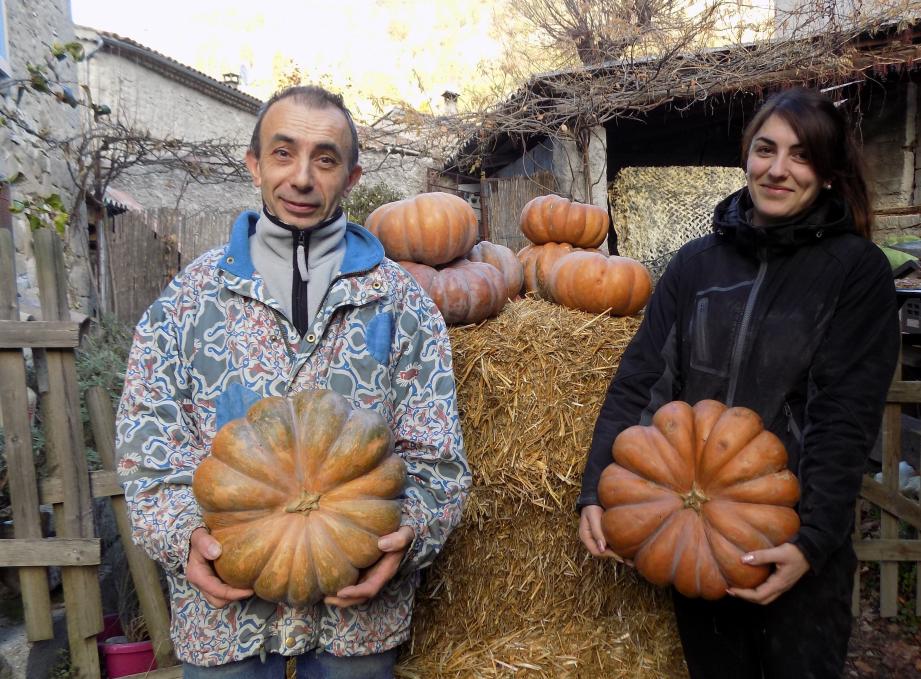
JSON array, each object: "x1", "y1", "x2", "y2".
[
  {"x1": 518, "y1": 195, "x2": 652, "y2": 316},
  {"x1": 365, "y1": 192, "x2": 523, "y2": 325}
]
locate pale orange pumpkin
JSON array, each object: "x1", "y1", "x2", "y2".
[
  {"x1": 467, "y1": 240, "x2": 524, "y2": 300},
  {"x1": 192, "y1": 390, "x2": 406, "y2": 606},
  {"x1": 599, "y1": 400, "x2": 800, "y2": 600},
  {"x1": 401, "y1": 259, "x2": 506, "y2": 325},
  {"x1": 365, "y1": 192, "x2": 478, "y2": 266},
  {"x1": 519, "y1": 194, "x2": 608, "y2": 248},
  {"x1": 546, "y1": 250, "x2": 651, "y2": 316},
  {"x1": 517, "y1": 242, "x2": 584, "y2": 299}
]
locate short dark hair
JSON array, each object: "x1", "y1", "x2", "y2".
[
  {"x1": 741, "y1": 87, "x2": 873, "y2": 238},
  {"x1": 249, "y1": 85, "x2": 360, "y2": 169}
]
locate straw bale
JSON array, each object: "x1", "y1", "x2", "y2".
[
  {"x1": 610, "y1": 166, "x2": 745, "y2": 282},
  {"x1": 397, "y1": 298, "x2": 686, "y2": 678}
]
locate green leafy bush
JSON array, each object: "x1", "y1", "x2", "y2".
[{"x1": 342, "y1": 182, "x2": 403, "y2": 226}]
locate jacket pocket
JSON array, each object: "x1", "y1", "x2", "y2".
[{"x1": 688, "y1": 288, "x2": 741, "y2": 379}]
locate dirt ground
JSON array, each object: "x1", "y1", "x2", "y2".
[{"x1": 844, "y1": 562, "x2": 921, "y2": 679}]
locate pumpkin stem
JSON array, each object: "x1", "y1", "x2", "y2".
[
  {"x1": 285, "y1": 490, "x2": 322, "y2": 514},
  {"x1": 682, "y1": 484, "x2": 709, "y2": 513}
]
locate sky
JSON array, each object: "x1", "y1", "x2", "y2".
[{"x1": 70, "y1": 0, "x2": 508, "y2": 120}]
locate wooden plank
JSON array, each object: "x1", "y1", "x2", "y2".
[
  {"x1": 880, "y1": 361, "x2": 902, "y2": 618},
  {"x1": 39, "y1": 469, "x2": 123, "y2": 504},
  {"x1": 0, "y1": 320, "x2": 80, "y2": 348},
  {"x1": 87, "y1": 386, "x2": 177, "y2": 669},
  {"x1": 121, "y1": 665, "x2": 183, "y2": 679},
  {"x1": 860, "y1": 475, "x2": 921, "y2": 530},
  {"x1": 0, "y1": 229, "x2": 54, "y2": 641},
  {"x1": 855, "y1": 539, "x2": 921, "y2": 561},
  {"x1": 886, "y1": 380, "x2": 921, "y2": 403},
  {"x1": 0, "y1": 538, "x2": 101, "y2": 566},
  {"x1": 33, "y1": 229, "x2": 103, "y2": 678}
]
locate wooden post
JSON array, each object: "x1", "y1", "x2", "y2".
[
  {"x1": 880, "y1": 359, "x2": 902, "y2": 618},
  {"x1": 0, "y1": 229, "x2": 54, "y2": 640},
  {"x1": 86, "y1": 386, "x2": 177, "y2": 669},
  {"x1": 33, "y1": 228, "x2": 103, "y2": 678}
]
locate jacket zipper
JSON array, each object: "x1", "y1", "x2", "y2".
[
  {"x1": 783, "y1": 401, "x2": 803, "y2": 442},
  {"x1": 725, "y1": 252, "x2": 768, "y2": 405}
]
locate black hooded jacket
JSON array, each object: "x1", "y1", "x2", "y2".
[{"x1": 578, "y1": 187, "x2": 900, "y2": 573}]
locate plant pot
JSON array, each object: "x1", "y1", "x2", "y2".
[{"x1": 100, "y1": 636, "x2": 157, "y2": 678}]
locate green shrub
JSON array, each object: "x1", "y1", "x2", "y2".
[{"x1": 342, "y1": 182, "x2": 403, "y2": 226}]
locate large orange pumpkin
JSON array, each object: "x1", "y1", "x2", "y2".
[
  {"x1": 192, "y1": 390, "x2": 406, "y2": 606},
  {"x1": 365, "y1": 192, "x2": 478, "y2": 266},
  {"x1": 401, "y1": 259, "x2": 506, "y2": 325},
  {"x1": 598, "y1": 400, "x2": 800, "y2": 600},
  {"x1": 547, "y1": 250, "x2": 651, "y2": 316},
  {"x1": 517, "y1": 242, "x2": 586, "y2": 299},
  {"x1": 519, "y1": 194, "x2": 608, "y2": 248},
  {"x1": 467, "y1": 240, "x2": 524, "y2": 300}
]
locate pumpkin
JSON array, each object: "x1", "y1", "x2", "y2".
[
  {"x1": 401, "y1": 259, "x2": 506, "y2": 325},
  {"x1": 365, "y1": 192, "x2": 478, "y2": 266},
  {"x1": 517, "y1": 242, "x2": 585, "y2": 299},
  {"x1": 519, "y1": 194, "x2": 608, "y2": 248},
  {"x1": 598, "y1": 400, "x2": 800, "y2": 600},
  {"x1": 546, "y1": 250, "x2": 652, "y2": 316},
  {"x1": 467, "y1": 240, "x2": 524, "y2": 300},
  {"x1": 192, "y1": 390, "x2": 406, "y2": 606}
]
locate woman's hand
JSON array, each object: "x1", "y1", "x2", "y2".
[
  {"x1": 727, "y1": 542, "x2": 810, "y2": 605},
  {"x1": 187, "y1": 527, "x2": 254, "y2": 608},
  {"x1": 578, "y1": 505, "x2": 629, "y2": 564}
]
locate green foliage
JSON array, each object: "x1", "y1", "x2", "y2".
[
  {"x1": 48, "y1": 648, "x2": 75, "y2": 679},
  {"x1": 75, "y1": 314, "x2": 134, "y2": 457},
  {"x1": 342, "y1": 182, "x2": 403, "y2": 226},
  {"x1": 9, "y1": 193, "x2": 69, "y2": 235}
]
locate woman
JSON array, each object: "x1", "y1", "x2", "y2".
[{"x1": 577, "y1": 88, "x2": 899, "y2": 678}]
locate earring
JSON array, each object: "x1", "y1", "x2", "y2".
[{"x1": 823, "y1": 182, "x2": 832, "y2": 190}]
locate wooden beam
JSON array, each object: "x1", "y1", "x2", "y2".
[
  {"x1": 855, "y1": 539, "x2": 921, "y2": 561},
  {"x1": 39, "y1": 469, "x2": 123, "y2": 505},
  {"x1": 860, "y1": 475, "x2": 921, "y2": 531},
  {"x1": 887, "y1": 380, "x2": 921, "y2": 403},
  {"x1": 0, "y1": 320, "x2": 81, "y2": 348},
  {"x1": 87, "y1": 386, "x2": 177, "y2": 669},
  {"x1": 0, "y1": 229, "x2": 54, "y2": 641},
  {"x1": 0, "y1": 538, "x2": 100, "y2": 567}
]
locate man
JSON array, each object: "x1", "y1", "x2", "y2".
[{"x1": 116, "y1": 85, "x2": 470, "y2": 678}]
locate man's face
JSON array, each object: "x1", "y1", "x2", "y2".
[{"x1": 246, "y1": 100, "x2": 362, "y2": 230}]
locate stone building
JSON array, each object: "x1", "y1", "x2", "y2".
[{"x1": 1, "y1": 0, "x2": 93, "y2": 313}]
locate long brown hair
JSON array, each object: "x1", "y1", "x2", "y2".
[{"x1": 741, "y1": 88, "x2": 873, "y2": 238}]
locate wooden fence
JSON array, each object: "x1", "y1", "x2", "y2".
[
  {"x1": 480, "y1": 172, "x2": 556, "y2": 253},
  {"x1": 855, "y1": 355, "x2": 921, "y2": 616},
  {"x1": 108, "y1": 209, "x2": 238, "y2": 326},
  {"x1": 0, "y1": 228, "x2": 179, "y2": 678}
]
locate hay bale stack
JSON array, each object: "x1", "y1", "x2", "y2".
[{"x1": 397, "y1": 298, "x2": 685, "y2": 678}]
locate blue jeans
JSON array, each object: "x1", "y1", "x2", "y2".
[{"x1": 182, "y1": 648, "x2": 399, "y2": 679}]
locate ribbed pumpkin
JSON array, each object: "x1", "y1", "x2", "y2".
[
  {"x1": 467, "y1": 240, "x2": 524, "y2": 300},
  {"x1": 520, "y1": 194, "x2": 608, "y2": 248},
  {"x1": 192, "y1": 390, "x2": 406, "y2": 606},
  {"x1": 599, "y1": 400, "x2": 800, "y2": 600},
  {"x1": 400, "y1": 259, "x2": 506, "y2": 325},
  {"x1": 517, "y1": 242, "x2": 586, "y2": 299},
  {"x1": 365, "y1": 192, "x2": 478, "y2": 266},
  {"x1": 547, "y1": 251, "x2": 651, "y2": 316}
]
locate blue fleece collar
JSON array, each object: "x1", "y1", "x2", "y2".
[{"x1": 219, "y1": 210, "x2": 384, "y2": 279}]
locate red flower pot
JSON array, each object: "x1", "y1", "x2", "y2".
[{"x1": 100, "y1": 636, "x2": 157, "y2": 678}]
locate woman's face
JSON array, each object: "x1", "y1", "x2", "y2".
[{"x1": 745, "y1": 113, "x2": 822, "y2": 226}]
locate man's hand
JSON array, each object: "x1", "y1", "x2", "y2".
[
  {"x1": 578, "y1": 505, "x2": 629, "y2": 564},
  {"x1": 727, "y1": 542, "x2": 810, "y2": 605},
  {"x1": 324, "y1": 526, "x2": 415, "y2": 608},
  {"x1": 187, "y1": 527, "x2": 254, "y2": 608}
]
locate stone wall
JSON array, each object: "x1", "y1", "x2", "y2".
[{"x1": 1, "y1": 0, "x2": 93, "y2": 314}]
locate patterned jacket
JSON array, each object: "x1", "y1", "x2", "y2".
[{"x1": 116, "y1": 211, "x2": 470, "y2": 666}]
